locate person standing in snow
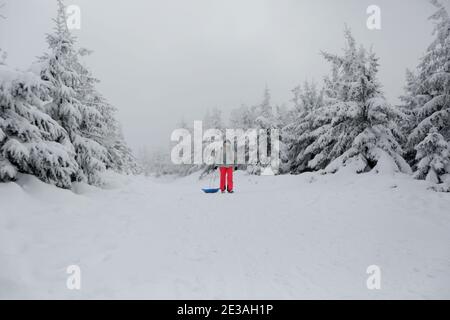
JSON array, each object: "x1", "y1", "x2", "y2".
[{"x1": 219, "y1": 139, "x2": 235, "y2": 193}]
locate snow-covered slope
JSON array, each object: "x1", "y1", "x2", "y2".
[{"x1": 0, "y1": 171, "x2": 449, "y2": 299}]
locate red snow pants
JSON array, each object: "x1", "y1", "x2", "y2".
[{"x1": 219, "y1": 167, "x2": 234, "y2": 192}]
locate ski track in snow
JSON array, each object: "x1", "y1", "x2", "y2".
[{"x1": 0, "y1": 171, "x2": 449, "y2": 299}]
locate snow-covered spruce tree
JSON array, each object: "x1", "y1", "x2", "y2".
[
  {"x1": 414, "y1": 128, "x2": 450, "y2": 187},
  {"x1": 282, "y1": 81, "x2": 324, "y2": 173},
  {"x1": 247, "y1": 86, "x2": 277, "y2": 175},
  {"x1": 0, "y1": 61, "x2": 78, "y2": 187},
  {"x1": 399, "y1": 69, "x2": 421, "y2": 163},
  {"x1": 403, "y1": 0, "x2": 450, "y2": 190},
  {"x1": 35, "y1": 0, "x2": 120, "y2": 185},
  {"x1": 107, "y1": 125, "x2": 140, "y2": 174},
  {"x1": 273, "y1": 104, "x2": 290, "y2": 174},
  {"x1": 255, "y1": 86, "x2": 275, "y2": 132},
  {"x1": 228, "y1": 104, "x2": 257, "y2": 172},
  {"x1": 75, "y1": 49, "x2": 139, "y2": 175},
  {"x1": 274, "y1": 104, "x2": 289, "y2": 130},
  {"x1": 304, "y1": 28, "x2": 411, "y2": 174},
  {"x1": 35, "y1": 0, "x2": 106, "y2": 185}
]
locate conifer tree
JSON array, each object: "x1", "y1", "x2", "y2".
[
  {"x1": 414, "y1": 128, "x2": 450, "y2": 186},
  {"x1": 0, "y1": 62, "x2": 78, "y2": 187},
  {"x1": 282, "y1": 81, "x2": 324, "y2": 173},
  {"x1": 403, "y1": 0, "x2": 450, "y2": 190},
  {"x1": 75, "y1": 50, "x2": 139, "y2": 175},
  {"x1": 36, "y1": 0, "x2": 138, "y2": 184},
  {"x1": 302, "y1": 28, "x2": 410, "y2": 174},
  {"x1": 35, "y1": 0, "x2": 108, "y2": 185}
]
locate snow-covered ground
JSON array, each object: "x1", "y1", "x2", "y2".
[{"x1": 0, "y1": 170, "x2": 449, "y2": 299}]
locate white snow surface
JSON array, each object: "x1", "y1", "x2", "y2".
[{"x1": 0, "y1": 170, "x2": 449, "y2": 299}]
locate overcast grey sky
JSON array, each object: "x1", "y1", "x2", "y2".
[{"x1": 0, "y1": 0, "x2": 446, "y2": 150}]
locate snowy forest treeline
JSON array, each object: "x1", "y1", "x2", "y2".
[
  {"x1": 141, "y1": 0, "x2": 450, "y2": 192},
  {"x1": 0, "y1": 0, "x2": 138, "y2": 189},
  {"x1": 1, "y1": 1, "x2": 449, "y2": 192}
]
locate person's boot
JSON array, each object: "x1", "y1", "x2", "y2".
[{"x1": 227, "y1": 190, "x2": 234, "y2": 194}]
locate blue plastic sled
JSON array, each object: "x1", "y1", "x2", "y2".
[{"x1": 202, "y1": 188, "x2": 220, "y2": 194}]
